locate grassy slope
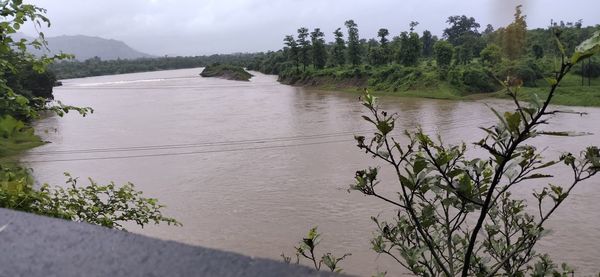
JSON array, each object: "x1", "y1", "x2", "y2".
[
  {"x1": 486, "y1": 74, "x2": 600, "y2": 107},
  {"x1": 286, "y1": 66, "x2": 600, "y2": 107}
]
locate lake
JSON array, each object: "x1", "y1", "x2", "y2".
[{"x1": 22, "y1": 68, "x2": 600, "y2": 276}]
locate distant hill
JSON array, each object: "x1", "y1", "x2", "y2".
[{"x1": 12, "y1": 33, "x2": 153, "y2": 60}]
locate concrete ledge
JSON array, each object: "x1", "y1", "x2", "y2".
[{"x1": 0, "y1": 208, "x2": 342, "y2": 277}]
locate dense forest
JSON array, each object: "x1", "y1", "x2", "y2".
[{"x1": 245, "y1": 6, "x2": 600, "y2": 100}]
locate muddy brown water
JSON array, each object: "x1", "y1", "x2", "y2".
[{"x1": 21, "y1": 68, "x2": 600, "y2": 276}]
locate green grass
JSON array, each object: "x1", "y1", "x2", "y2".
[
  {"x1": 488, "y1": 85, "x2": 600, "y2": 107},
  {"x1": 0, "y1": 116, "x2": 45, "y2": 161},
  {"x1": 291, "y1": 66, "x2": 600, "y2": 107}
]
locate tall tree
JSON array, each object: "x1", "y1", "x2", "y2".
[
  {"x1": 377, "y1": 28, "x2": 389, "y2": 46},
  {"x1": 332, "y1": 28, "x2": 346, "y2": 66},
  {"x1": 296, "y1": 27, "x2": 311, "y2": 71},
  {"x1": 409, "y1": 21, "x2": 419, "y2": 32},
  {"x1": 421, "y1": 30, "x2": 435, "y2": 57},
  {"x1": 283, "y1": 35, "x2": 299, "y2": 72},
  {"x1": 367, "y1": 39, "x2": 386, "y2": 66},
  {"x1": 310, "y1": 28, "x2": 327, "y2": 69},
  {"x1": 377, "y1": 28, "x2": 390, "y2": 64},
  {"x1": 398, "y1": 31, "x2": 422, "y2": 66},
  {"x1": 443, "y1": 15, "x2": 481, "y2": 46},
  {"x1": 344, "y1": 20, "x2": 361, "y2": 66},
  {"x1": 500, "y1": 5, "x2": 527, "y2": 59},
  {"x1": 483, "y1": 24, "x2": 495, "y2": 35},
  {"x1": 433, "y1": 40, "x2": 453, "y2": 78}
]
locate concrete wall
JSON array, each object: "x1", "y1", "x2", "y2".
[{"x1": 0, "y1": 208, "x2": 344, "y2": 277}]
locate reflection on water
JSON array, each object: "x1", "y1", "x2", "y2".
[{"x1": 22, "y1": 68, "x2": 600, "y2": 276}]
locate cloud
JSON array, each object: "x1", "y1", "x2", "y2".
[{"x1": 22, "y1": 0, "x2": 600, "y2": 56}]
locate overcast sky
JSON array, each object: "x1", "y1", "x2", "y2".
[{"x1": 22, "y1": 0, "x2": 600, "y2": 56}]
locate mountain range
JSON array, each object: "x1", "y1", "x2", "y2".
[{"x1": 13, "y1": 34, "x2": 154, "y2": 61}]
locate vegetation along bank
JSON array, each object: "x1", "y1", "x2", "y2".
[{"x1": 245, "y1": 7, "x2": 600, "y2": 106}]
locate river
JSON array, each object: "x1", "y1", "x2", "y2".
[{"x1": 21, "y1": 68, "x2": 600, "y2": 276}]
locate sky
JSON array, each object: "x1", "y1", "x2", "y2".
[{"x1": 22, "y1": 0, "x2": 600, "y2": 56}]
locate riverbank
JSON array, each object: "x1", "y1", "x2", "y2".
[
  {"x1": 0, "y1": 116, "x2": 45, "y2": 160},
  {"x1": 278, "y1": 70, "x2": 600, "y2": 107}
]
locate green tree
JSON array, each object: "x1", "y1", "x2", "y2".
[
  {"x1": 368, "y1": 43, "x2": 387, "y2": 66},
  {"x1": 500, "y1": 5, "x2": 528, "y2": 59},
  {"x1": 455, "y1": 45, "x2": 472, "y2": 65},
  {"x1": 532, "y1": 44, "x2": 544, "y2": 59},
  {"x1": 443, "y1": 15, "x2": 481, "y2": 46},
  {"x1": 376, "y1": 28, "x2": 391, "y2": 64},
  {"x1": 344, "y1": 20, "x2": 361, "y2": 66},
  {"x1": 399, "y1": 31, "x2": 422, "y2": 66},
  {"x1": 480, "y1": 43, "x2": 502, "y2": 67},
  {"x1": 283, "y1": 35, "x2": 299, "y2": 72},
  {"x1": 377, "y1": 28, "x2": 390, "y2": 46},
  {"x1": 421, "y1": 30, "x2": 436, "y2": 57},
  {"x1": 409, "y1": 21, "x2": 419, "y2": 32},
  {"x1": 331, "y1": 28, "x2": 346, "y2": 67},
  {"x1": 351, "y1": 31, "x2": 600, "y2": 276},
  {"x1": 296, "y1": 27, "x2": 311, "y2": 71},
  {"x1": 310, "y1": 28, "x2": 327, "y2": 69},
  {"x1": 483, "y1": 24, "x2": 494, "y2": 35},
  {"x1": 433, "y1": 40, "x2": 454, "y2": 78}
]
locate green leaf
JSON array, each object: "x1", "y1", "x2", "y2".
[
  {"x1": 571, "y1": 31, "x2": 600, "y2": 64},
  {"x1": 545, "y1": 77, "x2": 557, "y2": 86},
  {"x1": 399, "y1": 175, "x2": 415, "y2": 190},
  {"x1": 504, "y1": 112, "x2": 521, "y2": 134},
  {"x1": 361, "y1": 115, "x2": 375, "y2": 124},
  {"x1": 490, "y1": 107, "x2": 509, "y2": 130},
  {"x1": 458, "y1": 174, "x2": 473, "y2": 198},
  {"x1": 376, "y1": 121, "x2": 393, "y2": 135},
  {"x1": 413, "y1": 157, "x2": 427, "y2": 174}
]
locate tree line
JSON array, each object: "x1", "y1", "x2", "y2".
[
  {"x1": 247, "y1": 6, "x2": 599, "y2": 93},
  {"x1": 49, "y1": 53, "x2": 263, "y2": 79}
]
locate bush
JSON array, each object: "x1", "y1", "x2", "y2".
[
  {"x1": 462, "y1": 66, "x2": 498, "y2": 92},
  {"x1": 0, "y1": 168, "x2": 180, "y2": 230},
  {"x1": 480, "y1": 44, "x2": 502, "y2": 67},
  {"x1": 448, "y1": 65, "x2": 499, "y2": 93},
  {"x1": 497, "y1": 59, "x2": 542, "y2": 87}
]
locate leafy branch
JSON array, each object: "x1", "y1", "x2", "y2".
[
  {"x1": 282, "y1": 227, "x2": 351, "y2": 273},
  {"x1": 348, "y1": 30, "x2": 600, "y2": 276}
]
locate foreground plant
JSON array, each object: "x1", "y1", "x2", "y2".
[
  {"x1": 0, "y1": 0, "x2": 178, "y2": 230},
  {"x1": 282, "y1": 227, "x2": 351, "y2": 273},
  {"x1": 0, "y1": 169, "x2": 180, "y2": 230},
  {"x1": 350, "y1": 31, "x2": 600, "y2": 276}
]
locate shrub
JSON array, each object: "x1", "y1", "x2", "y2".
[
  {"x1": 448, "y1": 65, "x2": 499, "y2": 93},
  {"x1": 480, "y1": 44, "x2": 502, "y2": 67},
  {"x1": 349, "y1": 32, "x2": 600, "y2": 275},
  {"x1": 0, "y1": 168, "x2": 180, "y2": 230},
  {"x1": 497, "y1": 60, "x2": 542, "y2": 87},
  {"x1": 462, "y1": 66, "x2": 498, "y2": 92}
]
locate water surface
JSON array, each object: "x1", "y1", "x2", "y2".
[{"x1": 23, "y1": 68, "x2": 600, "y2": 276}]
